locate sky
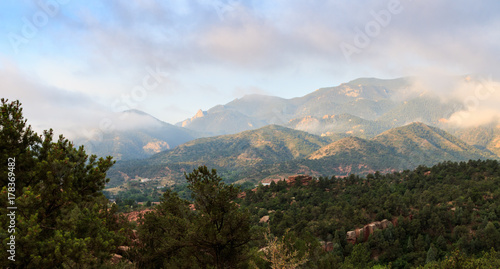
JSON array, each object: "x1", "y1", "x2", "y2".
[{"x1": 1, "y1": 0, "x2": 500, "y2": 138}]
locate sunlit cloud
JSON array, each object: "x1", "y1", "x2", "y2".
[{"x1": 1, "y1": 0, "x2": 499, "y2": 130}]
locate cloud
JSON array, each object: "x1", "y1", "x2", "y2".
[
  {"x1": 6, "y1": 1, "x2": 500, "y2": 76},
  {"x1": 448, "y1": 109, "x2": 500, "y2": 128},
  {"x1": 0, "y1": 63, "x2": 162, "y2": 139},
  {"x1": 2, "y1": 0, "x2": 500, "y2": 131},
  {"x1": 9, "y1": 1, "x2": 500, "y2": 79},
  {"x1": 186, "y1": 0, "x2": 500, "y2": 81},
  {"x1": 445, "y1": 76, "x2": 500, "y2": 127},
  {"x1": 397, "y1": 74, "x2": 500, "y2": 128},
  {"x1": 197, "y1": 16, "x2": 284, "y2": 66}
]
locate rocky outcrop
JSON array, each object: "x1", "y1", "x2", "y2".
[
  {"x1": 286, "y1": 175, "x2": 313, "y2": 186},
  {"x1": 123, "y1": 209, "x2": 154, "y2": 223},
  {"x1": 111, "y1": 254, "x2": 124, "y2": 264},
  {"x1": 320, "y1": 241, "x2": 334, "y2": 252},
  {"x1": 181, "y1": 109, "x2": 207, "y2": 127},
  {"x1": 346, "y1": 219, "x2": 393, "y2": 244},
  {"x1": 143, "y1": 140, "x2": 170, "y2": 154}
]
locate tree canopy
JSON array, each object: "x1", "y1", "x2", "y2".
[
  {"x1": 133, "y1": 166, "x2": 251, "y2": 268},
  {"x1": 0, "y1": 99, "x2": 128, "y2": 268}
]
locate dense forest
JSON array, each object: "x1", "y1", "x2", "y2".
[
  {"x1": 3, "y1": 99, "x2": 500, "y2": 268},
  {"x1": 239, "y1": 159, "x2": 500, "y2": 268}
]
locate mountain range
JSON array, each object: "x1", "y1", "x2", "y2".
[
  {"x1": 106, "y1": 122, "x2": 497, "y2": 189},
  {"x1": 69, "y1": 76, "x2": 500, "y2": 189},
  {"x1": 74, "y1": 110, "x2": 198, "y2": 160},
  {"x1": 176, "y1": 77, "x2": 462, "y2": 137},
  {"x1": 79, "y1": 77, "x2": 470, "y2": 160}
]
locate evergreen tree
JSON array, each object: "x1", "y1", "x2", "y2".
[
  {"x1": 135, "y1": 166, "x2": 251, "y2": 268},
  {"x1": 134, "y1": 190, "x2": 196, "y2": 268},
  {"x1": 0, "y1": 99, "x2": 125, "y2": 268},
  {"x1": 481, "y1": 222, "x2": 500, "y2": 250},
  {"x1": 342, "y1": 243, "x2": 372, "y2": 269},
  {"x1": 186, "y1": 166, "x2": 252, "y2": 268},
  {"x1": 425, "y1": 244, "x2": 438, "y2": 264},
  {"x1": 406, "y1": 236, "x2": 414, "y2": 252}
]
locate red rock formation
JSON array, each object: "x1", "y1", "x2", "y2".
[
  {"x1": 346, "y1": 219, "x2": 393, "y2": 244},
  {"x1": 259, "y1": 215, "x2": 270, "y2": 223},
  {"x1": 286, "y1": 175, "x2": 313, "y2": 186},
  {"x1": 320, "y1": 241, "x2": 334, "y2": 252},
  {"x1": 122, "y1": 209, "x2": 154, "y2": 223}
]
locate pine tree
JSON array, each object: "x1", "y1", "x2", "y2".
[
  {"x1": 406, "y1": 236, "x2": 414, "y2": 252},
  {"x1": 186, "y1": 166, "x2": 252, "y2": 268},
  {"x1": 0, "y1": 99, "x2": 125, "y2": 268},
  {"x1": 342, "y1": 243, "x2": 372, "y2": 269},
  {"x1": 134, "y1": 190, "x2": 196, "y2": 268},
  {"x1": 135, "y1": 166, "x2": 251, "y2": 268},
  {"x1": 425, "y1": 243, "x2": 438, "y2": 264}
]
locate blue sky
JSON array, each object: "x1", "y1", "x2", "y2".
[{"x1": 1, "y1": 0, "x2": 500, "y2": 137}]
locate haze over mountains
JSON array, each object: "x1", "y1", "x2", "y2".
[
  {"x1": 70, "y1": 76, "x2": 500, "y2": 189},
  {"x1": 74, "y1": 109, "x2": 198, "y2": 160},
  {"x1": 176, "y1": 77, "x2": 463, "y2": 137},
  {"x1": 106, "y1": 122, "x2": 497, "y2": 188}
]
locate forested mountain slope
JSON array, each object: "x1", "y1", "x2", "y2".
[
  {"x1": 107, "y1": 122, "x2": 497, "y2": 188},
  {"x1": 238, "y1": 159, "x2": 500, "y2": 268}
]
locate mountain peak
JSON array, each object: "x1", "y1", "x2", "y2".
[
  {"x1": 406, "y1": 121, "x2": 427, "y2": 127},
  {"x1": 374, "y1": 122, "x2": 439, "y2": 141},
  {"x1": 194, "y1": 109, "x2": 206, "y2": 119},
  {"x1": 122, "y1": 109, "x2": 149, "y2": 115},
  {"x1": 180, "y1": 109, "x2": 207, "y2": 127},
  {"x1": 121, "y1": 109, "x2": 164, "y2": 123},
  {"x1": 346, "y1": 77, "x2": 411, "y2": 88},
  {"x1": 403, "y1": 121, "x2": 432, "y2": 130},
  {"x1": 373, "y1": 121, "x2": 496, "y2": 160}
]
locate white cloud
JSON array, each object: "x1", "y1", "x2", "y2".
[
  {"x1": 0, "y1": 64, "x2": 163, "y2": 139},
  {"x1": 446, "y1": 76, "x2": 500, "y2": 127},
  {"x1": 2, "y1": 0, "x2": 500, "y2": 131}
]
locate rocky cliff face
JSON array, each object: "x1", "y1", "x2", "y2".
[
  {"x1": 181, "y1": 109, "x2": 207, "y2": 127},
  {"x1": 346, "y1": 219, "x2": 394, "y2": 244}
]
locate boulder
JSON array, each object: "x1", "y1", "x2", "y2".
[
  {"x1": 367, "y1": 223, "x2": 377, "y2": 235},
  {"x1": 324, "y1": 241, "x2": 334, "y2": 252},
  {"x1": 346, "y1": 230, "x2": 356, "y2": 241},
  {"x1": 381, "y1": 219, "x2": 391, "y2": 229},
  {"x1": 117, "y1": 246, "x2": 129, "y2": 254},
  {"x1": 111, "y1": 254, "x2": 123, "y2": 264},
  {"x1": 347, "y1": 219, "x2": 396, "y2": 244}
]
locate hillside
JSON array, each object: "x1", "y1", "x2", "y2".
[
  {"x1": 106, "y1": 125, "x2": 331, "y2": 187},
  {"x1": 177, "y1": 77, "x2": 466, "y2": 137},
  {"x1": 373, "y1": 122, "x2": 496, "y2": 164},
  {"x1": 76, "y1": 77, "x2": 493, "y2": 161},
  {"x1": 308, "y1": 136, "x2": 392, "y2": 160},
  {"x1": 74, "y1": 109, "x2": 198, "y2": 160},
  {"x1": 301, "y1": 122, "x2": 497, "y2": 176},
  {"x1": 106, "y1": 122, "x2": 497, "y2": 188},
  {"x1": 451, "y1": 123, "x2": 500, "y2": 157},
  {"x1": 177, "y1": 77, "x2": 410, "y2": 136},
  {"x1": 151, "y1": 124, "x2": 330, "y2": 165},
  {"x1": 237, "y1": 159, "x2": 500, "y2": 268},
  {"x1": 376, "y1": 96, "x2": 462, "y2": 127},
  {"x1": 286, "y1": 113, "x2": 392, "y2": 138}
]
